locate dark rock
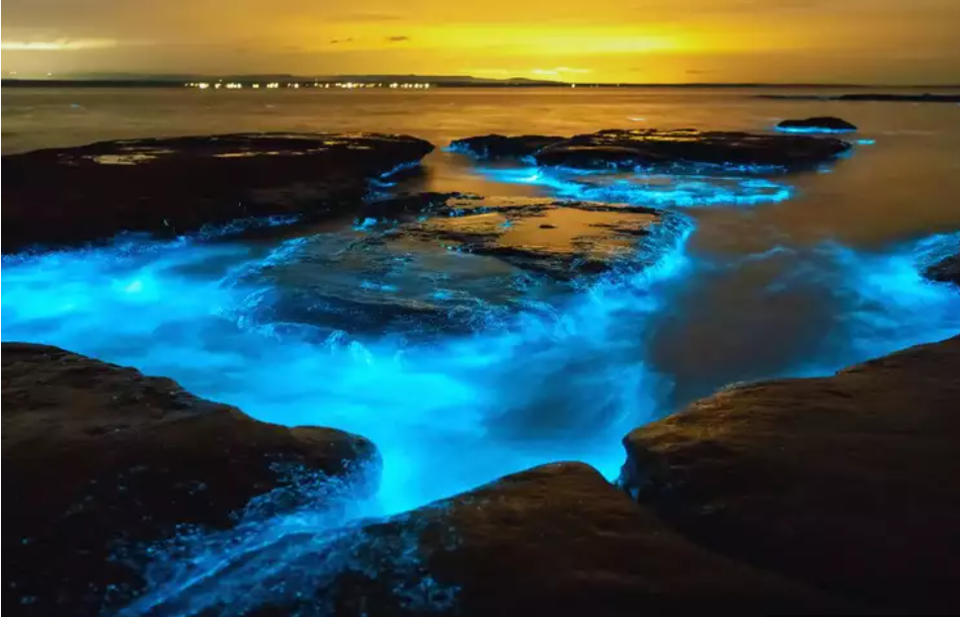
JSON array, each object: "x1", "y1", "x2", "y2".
[
  {"x1": 448, "y1": 134, "x2": 565, "y2": 159},
  {"x1": 2, "y1": 132, "x2": 434, "y2": 253},
  {"x1": 925, "y1": 252, "x2": 960, "y2": 287},
  {"x1": 776, "y1": 116, "x2": 858, "y2": 132},
  {"x1": 147, "y1": 463, "x2": 852, "y2": 615},
  {"x1": 533, "y1": 128, "x2": 851, "y2": 170},
  {"x1": 2, "y1": 342, "x2": 379, "y2": 616},
  {"x1": 620, "y1": 335, "x2": 960, "y2": 612},
  {"x1": 394, "y1": 195, "x2": 690, "y2": 280}
]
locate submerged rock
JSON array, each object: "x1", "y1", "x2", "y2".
[
  {"x1": 2, "y1": 342, "x2": 379, "y2": 616},
  {"x1": 776, "y1": 116, "x2": 858, "y2": 133},
  {"x1": 2, "y1": 132, "x2": 434, "y2": 253},
  {"x1": 533, "y1": 129, "x2": 851, "y2": 170},
  {"x1": 148, "y1": 463, "x2": 850, "y2": 615},
  {"x1": 620, "y1": 335, "x2": 960, "y2": 612},
  {"x1": 384, "y1": 194, "x2": 689, "y2": 280},
  {"x1": 448, "y1": 134, "x2": 565, "y2": 159},
  {"x1": 232, "y1": 194, "x2": 687, "y2": 339},
  {"x1": 925, "y1": 251, "x2": 960, "y2": 287}
]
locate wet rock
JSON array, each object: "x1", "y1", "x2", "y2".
[
  {"x1": 151, "y1": 463, "x2": 852, "y2": 615},
  {"x1": 925, "y1": 252, "x2": 960, "y2": 287},
  {"x1": 2, "y1": 342, "x2": 379, "y2": 616},
  {"x1": 2, "y1": 132, "x2": 434, "y2": 253},
  {"x1": 232, "y1": 193, "x2": 681, "y2": 340},
  {"x1": 533, "y1": 128, "x2": 851, "y2": 170},
  {"x1": 448, "y1": 134, "x2": 565, "y2": 159},
  {"x1": 620, "y1": 335, "x2": 960, "y2": 612},
  {"x1": 393, "y1": 195, "x2": 689, "y2": 280},
  {"x1": 776, "y1": 117, "x2": 858, "y2": 132}
]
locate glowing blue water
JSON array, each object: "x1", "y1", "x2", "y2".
[
  {"x1": 1, "y1": 218, "x2": 698, "y2": 614},
  {"x1": 4, "y1": 222, "x2": 958, "y2": 616},
  {"x1": 477, "y1": 166, "x2": 795, "y2": 207},
  {"x1": 1, "y1": 219, "x2": 691, "y2": 515},
  {"x1": 787, "y1": 232, "x2": 960, "y2": 375},
  {"x1": 775, "y1": 126, "x2": 857, "y2": 135}
]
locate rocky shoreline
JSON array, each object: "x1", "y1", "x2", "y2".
[
  {"x1": 2, "y1": 133, "x2": 434, "y2": 253},
  {"x1": 3, "y1": 129, "x2": 960, "y2": 615},
  {"x1": 6, "y1": 334, "x2": 960, "y2": 614}
]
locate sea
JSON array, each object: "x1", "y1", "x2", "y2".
[{"x1": 3, "y1": 86, "x2": 960, "y2": 613}]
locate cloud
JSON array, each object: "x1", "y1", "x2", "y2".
[
  {"x1": 385, "y1": 35, "x2": 410, "y2": 42},
  {"x1": 1, "y1": 38, "x2": 118, "y2": 50},
  {"x1": 329, "y1": 37, "x2": 355, "y2": 45}
]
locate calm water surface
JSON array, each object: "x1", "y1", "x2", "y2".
[{"x1": 3, "y1": 87, "x2": 960, "y2": 611}]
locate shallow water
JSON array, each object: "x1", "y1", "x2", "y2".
[{"x1": 3, "y1": 87, "x2": 960, "y2": 612}]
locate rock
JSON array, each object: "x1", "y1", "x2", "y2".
[
  {"x1": 532, "y1": 128, "x2": 851, "y2": 170},
  {"x1": 232, "y1": 193, "x2": 687, "y2": 340},
  {"x1": 925, "y1": 252, "x2": 960, "y2": 287},
  {"x1": 2, "y1": 342, "x2": 379, "y2": 616},
  {"x1": 140, "y1": 463, "x2": 853, "y2": 615},
  {"x1": 2, "y1": 132, "x2": 434, "y2": 253},
  {"x1": 620, "y1": 335, "x2": 960, "y2": 612},
  {"x1": 776, "y1": 117, "x2": 858, "y2": 133},
  {"x1": 448, "y1": 134, "x2": 565, "y2": 159},
  {"x1": 389, "y1": 194, "x2": 690, "y2": 280}
]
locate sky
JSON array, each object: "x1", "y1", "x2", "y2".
[{"x1": 2, "y1": 0, "x2": 959, "y2": 83}]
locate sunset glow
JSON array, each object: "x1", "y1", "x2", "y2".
[{"x1": 3, "y1": 0, "x2": 959, "y2": 82}]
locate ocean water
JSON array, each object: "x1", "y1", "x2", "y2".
[{"x1": 3, "y1": 87, "x2": 960, "y2": 613}]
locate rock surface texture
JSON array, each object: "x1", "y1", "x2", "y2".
[
  {"x1": 374, "y1": 194, "x2": 688, "y2": 280},
  {"x1": 2, "y1": 342, "x2": 379, "y2": 616},
  {"x1": 621, "y1": 334, "x2": 960, "y2": 613},
  {"x1": 448, "y1": 133, "x2": 565, "y2": 159},
  {"x1": 157, "y1": 463, "x2": 851, "y2": 616},
  {"x1": 451, "y1": 128, "x2": 851, "y2": 170},
  {"x1": 2, "y1": 132, "x2": 434, "y2": 253}
]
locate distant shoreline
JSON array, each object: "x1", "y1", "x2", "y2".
[{"x1": 3, "y1": 78, "x2": 960, "y2": 90}]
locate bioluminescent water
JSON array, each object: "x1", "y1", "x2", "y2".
[
  {"x1": 4, "y1": 85, "x2": 960, "y2": 614},
  {"x1": 477, "y1": 165, "x2": 795, "y2": 207}
]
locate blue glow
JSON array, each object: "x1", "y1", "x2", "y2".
[
  {"x1": 4, "y1": 199, "x2": 957, "y2": 613},
  {"x1": 479, "y1": 166, "x2": 794, "y2": 208},
  {"x1": 781, "y1": 232, "x2": 960, "y2": 375},
  {"x1": 775, "y1": 126, "x2": 856, "y2": 135},
  {"x1": 856, "y1": 139, "x2": 877, "y2": 145},
  {"x1": 1, "y1": 218, "x2": 693, "y2": 517},
  {"x1": 3, "y1": 220, "x2": 696, "y2": 614}
]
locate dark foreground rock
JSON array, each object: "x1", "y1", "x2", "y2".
[
  {"x1": 2, "y1": 132, "x2": 434, "y2": 253},
  {"x1": 621, "y1": 335, "x2": 960, "y2": 612},
  {"x1": 448, "y1": 134, "x2": 565, "y2": 159},
  {"x1": 142, "y1": 463, "x2": 851, "y2": 616},
  {"x1": 2, "y1": 343, "x2": 379, "y2": 617},
  {"x1": 776, "y1": 116, "x2": 857, "y2": 132},
  {"x1": 451, "y1": 129, "x2": 850, "y2": 170},
  {"x1": 925, "y1": 251, "x2": 960, "y2": 287}
]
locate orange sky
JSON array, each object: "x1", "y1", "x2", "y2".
[{"x1": 2, "y1": 0, "x2": 959, "y2": 83}]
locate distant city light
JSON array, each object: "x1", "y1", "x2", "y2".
[{"x1": 184, "y1": 81, "x2": 434, "y2": 91}]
